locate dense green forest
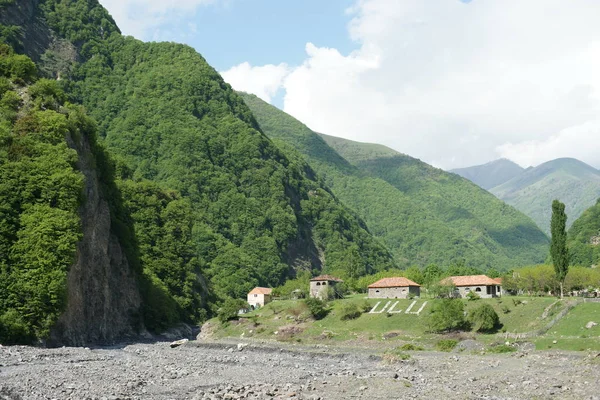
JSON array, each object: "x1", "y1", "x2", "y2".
[
  {"x1": 568, "y1": 198, "x2": 600, "y2": 267},
  {"x1": 0, "y1": 0, "x2": 398, "y2": 342},
  {"x1": 240, "y1": 92, "x2": 549, "y2": 271},
  {"x1": 0, "y1": 45, "x2": 84, "y2": 342}
]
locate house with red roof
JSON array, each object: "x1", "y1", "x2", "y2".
[
  {"x1": 368, "y1": 277, "x2": 421, "y2": 299},
  {"x1": 247, "y1": 287, "x2": 273, "y2": 309},
  {"x1": 441, "y1": 275, "x2": 502, "y2": 298}
]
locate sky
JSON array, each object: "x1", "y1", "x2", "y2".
[{"x1": 98, "y1": 0, "x2": 600, "y2": 170}]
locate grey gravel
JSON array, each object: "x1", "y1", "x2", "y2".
[{"x1": 0, "y1": 341, "x2": 599, "y2": 399}]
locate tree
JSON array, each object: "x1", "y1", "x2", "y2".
[
  {"x1": 427, "y1": 299, "x2": 468, "y2": 333},
  {"x1": 550, "y1": 200, "x2": 569, "y2": 298},
  {"x1": 468, "y1": 303, "x2": 500, "y2": 332}
]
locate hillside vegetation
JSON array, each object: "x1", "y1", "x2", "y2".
[
  {"x1": 489, "y1": 158, "x2": 600, "y2": 235},
  {"x1": 240, "y1": 93, "x2": 549, "y2": 271},
  {"x1": 0, "y1": 0, "x2": 397, "y2": 342},
  {"x1": 450, "y1": 159, "x2": 524, "y2": 190},
  {"x1": 568, "y1": 198, "x2": 600, "y2": 267}
]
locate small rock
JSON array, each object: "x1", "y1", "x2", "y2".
[
  {"x1": 585, "y1": 321, "x2": 597, "y2": 329},
  {"x1": 170, "y1": 339, "x2": 189, "y2": 348}
]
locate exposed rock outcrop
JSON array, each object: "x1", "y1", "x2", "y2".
[
  {"x1": 48, "y1": 132, "x2": 142, "y2": 346},
  {"x1": 0, "y1": 0, "x2": 52, "y2": 62}
]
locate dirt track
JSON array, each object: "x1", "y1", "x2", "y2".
[{"x1": 1, "y1": 340, "x2": 599, "y2": 399}]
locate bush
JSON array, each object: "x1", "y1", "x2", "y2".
[
  {"x1": 29, "y1": 79, "x2": 67, "y2": 110},
  {"x1": 399, "y1": 343, "x2": 424, "y2": 351},
  {"x1": 501, "y1": 305, "x2": 510, "y2": 314},
  {"x1": 468, "y1": 303, "x2": 500, "y2": 333},
  {"x1": 487, "y1": 344, "x2": 516, "y2": 353},
  {"x1": 304, "y1": 297, "x2": 328, "y2": 320},
  {"x1": 436, "y1": 339, "x2": 458, "y2": 352},
  {"x1": 466, "y1": 291, "x2": 480, "y2": 301},
  {"x1": 339, "y1": 303, "x2": 361, "y2": 321},
  {"x1": 428, "y1": 299, "x2": 468, "y2": 333},
  {"x1": 217, "y1": 298, "x2": 248, "y2": 323},
  {"x1": 0, "y1": 309, "x2": 35, "y2": 345},
  {"x1": 360, "y1": 300, "x2": 372, "y2": 313}
]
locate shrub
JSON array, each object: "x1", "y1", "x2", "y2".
[
  {"x1": 428, "y1": 299, "x2": 468, "y2": 333},
  {"x1": 468, "y1": 304, "x2": 500, "y2": 333},
  {"x1": 29, "y1": 79, "x2": 67, "y2": 110},
  {"x1": 217, "y1": 298, "x2": 248, "y2": 323},
  {"x1": 360, "y1": 300, "x2": 372, "y2": 313},
  {"x1": 466, "y1": 291, "x2": 480, "y2": 301},
  {"x1": 501, "y1": 305, "x2": 510, "y2": 314},
  {"x1": 436, "y1": 339, "x2": 458, "y2": 352},
  {"x1": 383, "y1": 348, "x2": 411, "y2": 362},
  {"x1": 304, "y1": 297, "x2": 328, "y2": 320},
  {"x1": 487, "y1": 344, "x2": 516, "y2": 353},
  {"x1": 399, "y1": 343, "x2": 424, "y2": 351},
  {"x1": 0, "y1": 309, "x2": 34, "y2": 345},
  {"x1": 339, "y1": 303, "x2": 361, "y2": 321}
]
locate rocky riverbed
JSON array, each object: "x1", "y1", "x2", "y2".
[{"x1": 1, "y1": 340, "x2": 599, "y2": 399}]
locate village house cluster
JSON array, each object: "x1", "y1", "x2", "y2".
[{"x1": 246, "y1": 273, "x2": 503, "y2": 307}]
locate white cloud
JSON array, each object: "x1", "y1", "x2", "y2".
[
  {"x1": 99, "y1": 0, "x2": 217, "y2": 40},
  {"x1": 220, "y1": 62, "x2": 290, "y2": 103},
  {"x1": 497, "y1": 120, "x2": 600, "y2": 168},
  {"x1": 224, "y1": 0, "x2": 600, "y2": 169}
]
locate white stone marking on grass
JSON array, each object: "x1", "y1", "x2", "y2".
[
  {"x1": 413, "y1": 301, "x2": 428, "y2": 315},
  {"x1": 369, "y1": 301, "x2": 392, "y2": 314},
  {"x1": 387, "y1": 301, "x2": 403, "y2": 313},
  {"x1": 404, "y1": 300, "x2": 417, "y2": 314}
]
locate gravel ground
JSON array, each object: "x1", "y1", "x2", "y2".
[{"x1": 1, "y1": 340, "x2": 599, "y2": 399}]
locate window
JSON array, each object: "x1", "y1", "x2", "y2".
[
  {"x1": 323, "y1": 282, "x2": 327, "y2": 285},
  {"x1": 475, "y1": 288, "x2": 481, "y2": 292},
  {"x1": 254, "y1": 294, "x2": 257, "y2": 297},
  {"x1": 486, "y1": 286, "x2": 492, "y2": 295},
  {"x1": 402, "y1": 289, "x2": 406, "y2": 292},
  {"x1": 375, "y1": 290, "x2": 380, "y2": 293},
  {"x1": 316, "y1": 282, "x2": 321, "y2": 286}
]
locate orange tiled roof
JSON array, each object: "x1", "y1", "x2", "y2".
[
  {"x1": 492, "y1": 277, "x2": 503, "y2": 285},
  {"x1": 368, "y1": 277, "x2": 420, "y2": 288},
  {"x1": 248, "y1": 287, "x2": 273, "y2": 295},
  {"x1": 441, "y1": 275, "x2": 498, "y2": 287},
  {"x1": 310, "y1": 275, "x2": 343, "y2": 282}
]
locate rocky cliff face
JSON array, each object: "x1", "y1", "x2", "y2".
[
  {"x1": 0, "y1": 0, "x2": 53, "y2": 61},
  {"x1": 49, "y1": 132, "x2": 142, "y2": 346},
  {"x1": 2, "y1": 0, "x2": 143, "y2": 345}
]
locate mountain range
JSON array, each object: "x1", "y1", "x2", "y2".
[
  {"x1": 239, "y1": 92, "x2": 549, "y2": 272},
  {"x1": 454, "y1": 158, "x2": 600, "y2": 235}
]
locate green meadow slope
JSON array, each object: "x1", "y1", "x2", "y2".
[{"x1": 240, "y1": 92, "x2": 549, "y2": 271}]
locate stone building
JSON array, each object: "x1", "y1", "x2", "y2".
[
  {"x1": 309, "y1": 275, "x2": 343, "y2": 300},
  {"x1": 247, "y1": 287, "x2": 272, "y2": 309},
  {"x1": 441, "y1": 275, "x2": 501, "y2": 298},
  {"x1": 367, "y1": 277, "x2": 420, "y2": 299}
]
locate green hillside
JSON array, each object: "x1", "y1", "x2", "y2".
[
  {"x1": 490, "y1": 158, "x2": 600, "y2": 235},
  {"x1": 240, "y1": 92, "x2": 549, "y2": 271},
  {"x1": 450, "y1": 159, "x2": 524, "y2": 190},
  {"x1": 568, "y1": 198, "x2": 600, "y2": 266},
  {"x1": 0, "y1": 0, "x2": 396, "y2": 342}
]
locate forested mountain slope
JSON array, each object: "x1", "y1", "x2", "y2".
[
  {"x1": 568, "y1": 198, "x2": 600, "y2": 267},
  {"x1": 0, "y1": 0, "x2": 395, "y2": 343},
  {"x1": 450, "y1": 159, "x2": 524, "y2": 190},
  {"x1": 490, "y1": 158, "x2": 600, "y2": 235},
  {"x1": 239, "y1": 92, "x2": 549, "y2": 271}
]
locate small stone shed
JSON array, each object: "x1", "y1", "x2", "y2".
[
  {"x1": 247, "y1": 287, "x2": 272, "y2": 309},
  {"x1": 368, "y1": 277, "x2": 421, "y2": 299},
  {"x1": 309, "y1": 275, "x2": 343, "y2": 300},
  {"x1": 441, "y1": 275, "x2": 501, "y2": 298}
]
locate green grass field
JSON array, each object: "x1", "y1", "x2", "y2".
[
  {"x1": 534, "y1": 302, "x2": 600, "y2": 351},
  {"x1": 208, "y1": 295, "x2": 596, "y2": 351}
]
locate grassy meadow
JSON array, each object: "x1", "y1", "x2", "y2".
[{"x1": 207, "y1": 295, "x2": 600, "y2": 351}]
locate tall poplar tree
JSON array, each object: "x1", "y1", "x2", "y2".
[{"x1": 550, "y1": 200, "x2": 569, "y2": 298}]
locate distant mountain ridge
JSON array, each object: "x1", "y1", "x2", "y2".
[
  {"x1": 489, "y1": 158, "x2": 600, "y2": 235},
  {"x1": 450, "y1": 159, "x2": 524, "y2": 189},
  {"x1": 240, "y1": 92, "x2": 549, "y2": 271}
]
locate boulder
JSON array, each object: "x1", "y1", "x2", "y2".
[
  {"x1": 170, "y1": 339, "x2": 189, "y2": 348},
  {"x1": 585, "y1": 321, "x2": 598, "y2": 329}
]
